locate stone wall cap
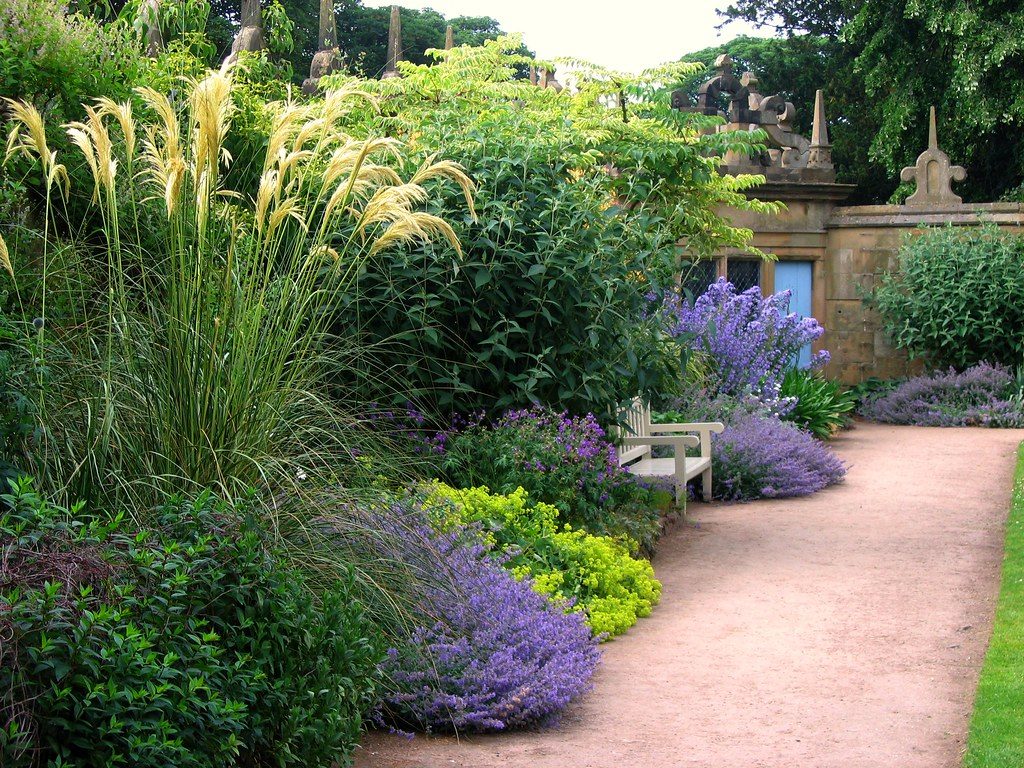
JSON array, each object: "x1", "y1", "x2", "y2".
[{"x1": 829, "y1": 202, "x2": 1024, "y2": 228}]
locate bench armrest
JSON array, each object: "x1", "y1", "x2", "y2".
[
  {"x1": 648, "y1": 421, "x2": 724, "y2": 459},
  {"x1": 619, "y1": 435, "x2": 699, "y2": 450}
]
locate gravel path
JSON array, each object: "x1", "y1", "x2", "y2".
[{"x1": 354, "y1": 422, "x2": 1024, "y2": 768}]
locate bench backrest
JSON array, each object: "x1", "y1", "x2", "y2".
[{"x1": 614, "y1": 398, "x2": 651, "y2": 466}]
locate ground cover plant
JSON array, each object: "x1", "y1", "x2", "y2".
[
  {"x1": 658, "y1": 392, "x2": 846, "y2": 501},
  {"x1": 425, "y1": 483, "x2": 662, "y2": 638},
  {"x1": 870, "y1": 225, "x2": 1024, "y2": 370},
  {"x1": 365, "y1": 500, "x2": 600, "y2": 733},
  {"x1": 964, "y1": 442, "x2": 1024, "y2": 767},
  {"x1": 858, "y1": 364, "x2": 1024, "y2": 428}
]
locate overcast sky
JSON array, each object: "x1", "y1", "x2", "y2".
[{"x1": 362, "y1": 1, "x2": 770, "y2": 73}]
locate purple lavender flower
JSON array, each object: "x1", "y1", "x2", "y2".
[
  {"x1": 661, "y1": 279, "x2": 826, "y2": 400},
  {"x1": 859, "y1": 363, "x2": 1024, "y2": 427},
  {"x1": 711, "y1": 410, "x2": 847, "y2": 500},
  {"x1": 378, "y1": 510, "x2": 600, "y2": 732}
]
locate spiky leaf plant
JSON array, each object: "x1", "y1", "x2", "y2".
[{"x1": 3, "y1": 65, "x2": 474, "y2": 517}]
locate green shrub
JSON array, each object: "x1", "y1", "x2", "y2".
[
  {"x1": 425, "y1": 483, "x2": 662, "y2": 638},
  {"x1": 0, "y1": 0, "x2": 139, "y2": 118},
  {"x1": 0, "y1": 479, "x2": 382, "y2": 768},
  {"x1": 870, "y1": 225, "x2": 1024, "y2": 369},
  {"x1": 779, "y1": 367, "x2": 856, "y2": 438}
]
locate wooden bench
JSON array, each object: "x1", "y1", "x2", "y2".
[{"x1": 615, "y1": 398, "x2": 725, "y2": 503}]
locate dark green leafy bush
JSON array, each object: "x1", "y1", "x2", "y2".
[
  {"x1": 333, "y1": 124, "x2": 678, "y2": 418},
  {"x1": 779, "y1": 367, "x2": 856, "y2": 439},
  {"x1": 871, "y1": 225, "x2": 1024, "y2": 369},
  {"x1": 0, "y1": 480, "x2": 382, "y2": 768}
]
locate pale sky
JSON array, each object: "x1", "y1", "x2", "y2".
[{"x1": 362, "y1": 1, "x2": 769, "y2": 73}]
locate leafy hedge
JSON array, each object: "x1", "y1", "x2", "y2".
[
  {"x1": 871, "y1": 225, "x2": 1024, "y2": 369},
  {"x1": 0, "y1": 481, "x2": 382, "y2": 768}
]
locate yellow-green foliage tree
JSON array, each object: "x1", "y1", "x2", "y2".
[{"x1": 322, "y1": 37, "x2": 779, "y2": 417}]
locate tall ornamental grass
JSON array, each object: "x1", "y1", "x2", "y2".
[{"x1": 2, "y1": 65, "x2": 474, "y2": 512}]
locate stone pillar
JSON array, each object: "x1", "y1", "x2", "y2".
[
  {"x1": 382, "y1": 5, "x2": 402, "y2": 79},
  {"x1": 303, "y1": 0, "x2": 342, "y2": 95},
  {"x1": 444, "y1": 24, "x2": 454, "y2": 50},
  {"x1": 225, "y1": 0, "x2": 265, "y2": 66},
  {"x1": 139, "y1": 0, "x2": 164, "y2": 58}
]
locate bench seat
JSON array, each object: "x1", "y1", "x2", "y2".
[
  {"x1": 625, "y1": 455, "x2": 711, "y2": 481},
  {"x1": 614, "y1": 398, "x2": 724, "y2": 504}
]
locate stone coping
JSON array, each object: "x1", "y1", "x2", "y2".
[{"x1": 829, "y1": 202, "x2": 1024, "y2": 228}]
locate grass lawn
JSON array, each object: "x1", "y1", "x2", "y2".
[{"x1": 964, "y1": 441, "x2": 1024, "y2": 767}]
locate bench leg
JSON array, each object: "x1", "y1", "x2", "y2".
[{"x1": 701, "y1": 466, "x2": 713, "y2": 502}]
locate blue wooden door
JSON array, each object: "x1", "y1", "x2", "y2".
[{"x1": 774, "y1": 261, "x2": 814, "y2": 368}]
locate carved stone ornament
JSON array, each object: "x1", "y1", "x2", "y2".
[{"x1": 900, "y1": 107, "x2": 966, "y2": 206}]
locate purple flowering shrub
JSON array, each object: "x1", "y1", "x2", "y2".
[
  {"x1": 376, "y1": 507, "x2": 600, "y2": 732},
  {"x1": 438, "y1": 405, "x2": 664, "y2": 551},
  {"x1": 711, "y1": 411, "x2": 847, "y2": 500},
  {"x1": 663, "y1": 279, "x2": 827, "y2": 400},
  {"x1": 657, "y1": 392, "x2": 846, "y2": 501},
  {"x1": 858, "y1": 363, "x2": 1024, "y2": 427}
]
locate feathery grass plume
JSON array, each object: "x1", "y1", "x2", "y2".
[
  {"x1": 4, "y1": 98, "x2": 69, "y2": 195},
  {"x1": 8, "y1": 67, "x2": 473, "y2": 520},
  {"x1": 0, "y1": 234, "x2": 12, "y2": 277}
]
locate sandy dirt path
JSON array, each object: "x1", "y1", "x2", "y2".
[{"x1": 354, "y1": 423, "x2": 1024, "y2": 768}]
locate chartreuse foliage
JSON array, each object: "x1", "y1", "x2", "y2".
[
  {"x1": 0, "y1": 478, "x2": 382, "y2": 768},
  {"x1": 871, "y1": 225, "x2": 1024, "y2": 370},
  {"x1": 322, "y1": 37, "x2": 779, "y2": 418},
  {"x1": 425, "y1": 483, "x2": 662, "y2": 639},
  {"x1": 965, "y1": 443, "x2": 1024, "y2": 768}
]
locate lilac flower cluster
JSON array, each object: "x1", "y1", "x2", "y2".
[
  {"x1": 440, "y1": 405, "x2": 662, "y2": 549},
  {"x1": 662, "y1": 279, "x2": 827, "y2": 399},
  {"x1": 858, "y1": 363, "x2": 1024, "y2": 427},
  {"x1": 377, "y1": 510, "x2": 600, "y2": 732},
  {"x1": 711, "y1": 410, "x2": 847, "y2": 500}
]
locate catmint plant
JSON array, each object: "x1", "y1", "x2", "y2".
[
  {"x1": 377, "y1": 507, "x2": 600, "y2": 732},
  {"x1": 662, "y1": 278, "x2": 827, "y2": 401}
]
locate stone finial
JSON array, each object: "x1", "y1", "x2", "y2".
[
  {"x1": 139, "y1": 0, "x2": 164, "y2": 58},
  {"x1": 445, "y1": 25, "x2": 454, "y2": 50},
  {"x1": 806, "y1": 90, "x2": 833, "y2": 169},
  {"x1": 529, "y1": 64, "x2": 537, "y2": 86},
  {"x1": 740, "y1": 71, "x2": 762, "y2": 109},
  {"x1": 225, "y1": 0, "x2": 265, "y2": 65},
  {"x1": 303, "y1": 0, "x2": 342, "y2": 95},
  {"x1": 900, "y1": 107, "x2": 966, "y2": 206},
  {"x1": 714, "y1": 54, "x2": 734, "y2": 76},
  {"x1": 382, "y1": 5, "x2": 403, "y2": 79}
]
